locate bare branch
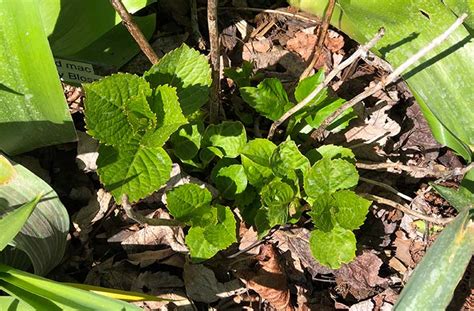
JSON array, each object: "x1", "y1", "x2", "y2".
[
  {"x1": 362, "y1": 193, "x2": 453, "y2": 225},
  {"x1": 267, "y1": 28, "x2": 385, "y2": 139},
  {"x1": 208, "y1": 0, "x2": 221, "y2": 123},
  {"x1": 109, "y1": 0, "x2": 159, "y2": 64},
  {"x1": 311, "y1": 13, "x2": 468, "y2": 140}
]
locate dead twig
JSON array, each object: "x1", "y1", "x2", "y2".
[
  {"x1": 208, "y1": 0, "x2": 221, "y2": 123},
  {"x1": 121, "y1": 195, "x2": 181, "y2": 226},
  {"x1": 356, "y1": 161, "x2": 473, "y2": 179},
  {"x1": 300, "y1": 0, "x2": 337, "y2": 80},
  {"x1": 363, "y1": 193, "x2": 453, "y2": 225},
  {"x1": 109, "y1": 0, "x2": 159, "y2": 64},
  {"x1": 311, "y1": 13, "x2": 468, "y2": 140},
  {"x1": 359, "y1": 177, "x2": 413, "y2": 202},
  {"x1": 267, "y1": 28, "x2": 385, "y2": 139}
]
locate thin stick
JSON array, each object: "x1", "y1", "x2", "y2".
[
  {"x1": 300, "y1": 0, "x2": 337, "y2": 80},
  {"x1": 363, "y1": 193, "x2": 453, "y2": 225},
  {"x1": 208, "y1": 0, "x2": 221, "y2": 123},
  {"x1": 356, "y1": 161, "x2": 474, "y2": 179},
  {"x1": 311, "y1": 13, "x2": 468, "y2": 140},
  {"x1": 359, "y1": 177, "x2": 413, "y2": 202},
  {"x1": 191, "y1": 0, "x2": 206, "y2": 50},
  {"x1": 219, "y1": 7, "x2": 319, "y2": 23},
  {"x1": 109, "y1": 0, "x2": 159, "y2": 64},
  {"x1": 267, "y1": 28, "x2": 385, "y2": 139},
  {"x1": 121, "y1": 195, "x2": 182, "y2": 226}
]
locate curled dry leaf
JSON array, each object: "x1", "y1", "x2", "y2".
[
  {"x1": 184, "y1": 263, "x2": 244, "y2": 303},
  {"x1": 76, "y1": 131, "x2": 99, "y2": 173},
  {"x1": 237, "y1": 244, "x2": 294, "y2": 310},
  {"x1": 72, "y1": 189, "x2": 111, "y2": 242},
  {"x1": 334, "y1": 251, "x2": 388, "y2": 300}
]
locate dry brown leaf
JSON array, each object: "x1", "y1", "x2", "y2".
[
  {"x1": 345, "y1": 104, "x2": 401, "y2": 147},
  {"x1": 272, "y1": 228, "x2": 333, "y2": 276},
  {"x1": 238, "y1": 224, "x2": 260, "y2": 255},
  {"x1": 238, "y1": 244, "x2": 294, "y2": 311},
  {"x1": 127, "y1": 248, "x2": 176, "y2": 268},
  {"x1": 325, "y1": 30, "x2": 344, "y2": 53},
  {"x1": 286, "y1": 31, "x2": 317, "y2": 61},
  {"x1": 335, "y1": 251, "x2": 388, "y2": 300},
  {"x1": 72, "y1": 189, "x2": 111, "y2": 242},
  {"x1": 132, "y1": 271, "x2": 184, "y2": 292},
  {"x1": 183, "y1": 263, "x2": 244, "y2": 303},
  {"x1": 76, "y1": 131, "x2": 99, "y2": 173}
]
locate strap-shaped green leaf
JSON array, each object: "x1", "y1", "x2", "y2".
[
  {"x1": 0, "y1": 197, "x2": 40, "y2": 252},
  {"x1": 0, "y1": 155, "x2": 16, "y2": 185}
]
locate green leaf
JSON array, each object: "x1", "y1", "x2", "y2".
[
  {"x1": 333, "y1": 190, "x2": 371, "y2": 230},
  {"x1": 431, "y1": 168, "x2": 474, "y2": 212},
  {"x1": 306, "y1": 144, "x2": 355, "y2": 165},
  {"x1": 241, "y1": 155, "x2": 274, "y2": 189},
  {"x1": 0, "y1": 157, "x2": 69, "y2": 275},
  {"x1": 270, "y1": 139, "x2": 310, "y2": 177},
  {"x1": 0, "y1": 0, "x2": 76, "y2": 155},
  {"x1": 0, "y1": 155, "x2": 16, "y2": 185},
  {"x1": 304, "y1": 158, "x2": 359, "y2": 198},
  {"x1": 203, "y1": 121, "x2": 247, "y2": 158},
  {"x1": 224, "y1": 61, "x2": 254, "y2": 88},
  {"x1": 0, "y1": 297, "x2": 34, "y2": 311},
  {"x1": 294, "y1": 69, "x2": 326, "y2": 104},
  {"x1": 213, "y1": 164, "x2": 248, "y2": 199},
  {"x1": 186, "y1": 205, "x2": 236, "y2": 262},
  {"x1": 260, "y1": 179, "x2": 295, "y2": 208},
  {"x1": 0, "y1": 197, "x2": 40, "y2": 252},
  {"x1": 64, "y1": 15, "x2": 156, "y2": 68},
  {"x1": 308, "y1": 195, "x2": 335, "y2": 232},
  {"x1": 144, "y1": 44, "x2": 212, "y2": 115},
  {"x1": 394, "y1": 209, "x2": 473, "y2": 310},
  {"x1": 142, "y1": 84, "x2": 188, "y2": 147},
  {"x1": 97, "y1": 140, "x2": 172, "y2": 202},
  {"x1": 166, "y1": 184, "x2": 213, "y2": 226},
  {"x1": 0, "y1": 264, "x2": 141, "y2": 310},
  {"x1": 241, "y1": 138, "x2": 277, "y2": 167},
  {"x1": 240, "y1": 78, "x2": 292, "y2": 121},
  {"x1": 84, "y1": 73, "x2": 153, "y2": 146},
  {"x1": 170, "y1": 122, "x2": 203, "y2": 161},
  {"x1": 309, "y1": 226, "x2": 357, "y2": 269}
]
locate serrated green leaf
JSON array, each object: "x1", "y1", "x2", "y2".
[
  {"x1": 203, "y1": 121, "x2": 247, "y2": 158},
  {"x1": 212, "y1": 164, "x2": 248, "y2": 199},
  {"x1": 144, "y1": 44, "x2": 212, "y2": 115},
  {"x1": 270, "y1": 140, "x2": 310, "y2": 177},
  {"x1": 84, "y1": 73, "x2": 152, "y2": 146},
  {"x1": 224, "y1": 61, "x2": 254, "y2": 88},
  {"x1": 142, "y1": 84, "x2": 188, "y2": 147},
  {"x1": 260, "y1": 179, "x2": 295, "y2": 208},
  {"x1": 241, "y1": 155, "x2": 273, "y2": 189},
  {"x1": 0, "y1": 155, "x2": 15, "y2": 185},
  {"x1": 170, "y1": 122, "x2": 203, "y2": 161},
  {"x1": 267, "y1": 205, "x2": 289, "y2": 227},
  {"x1": 304, "y1": 158, "x2": 359, "y2": 198},
  {"x1": 308, "y1": 195, "x2": 335, "y2": 232},
  {"x1": 241, "y1": 138, "x2": 277, "y2": 167},
  {"x1": 166, "y1": 184, "x2": 213, "y2": 226},
  {"x1": 0, "y1": 196, "x2": 40, "y2": 252},
  {"x1": 124, "y1": 93, "x2": 156, "y2": 134},
  {"x1": 203, "y1": 205, "x2": 237, "y2": 249},
  {"x1": 309, "y1": 226, "x2": 357, "y2": 269},
  {"x1": 306, "y1": 144, "x2": 355, "y2": 165},
  {"x1": 333, "y1": 190, "x2": 371, "y2": 230},
  {"x1": 240, "y1": 78, "x2": 292, "y2": 121},
  {"x1": 186, "y1": 205, "x2": 236, "y2": 262},
  {"x1": 97, "y1": 140, "x2": 172, "y2": 202}
]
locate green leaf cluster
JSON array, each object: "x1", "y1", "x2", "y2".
[
  {"x1": 166, "y1": 184, "x2": 237, "y2": 262},
  {"x1": 235, "y1": 69, "x2": 355, "y2": 134},
  {"x1": 303, "y1": 148, "x2": 371, "y2": 268},
  {"x1": 84, "y1": 44, "x2": 211, "y2": 202}
]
